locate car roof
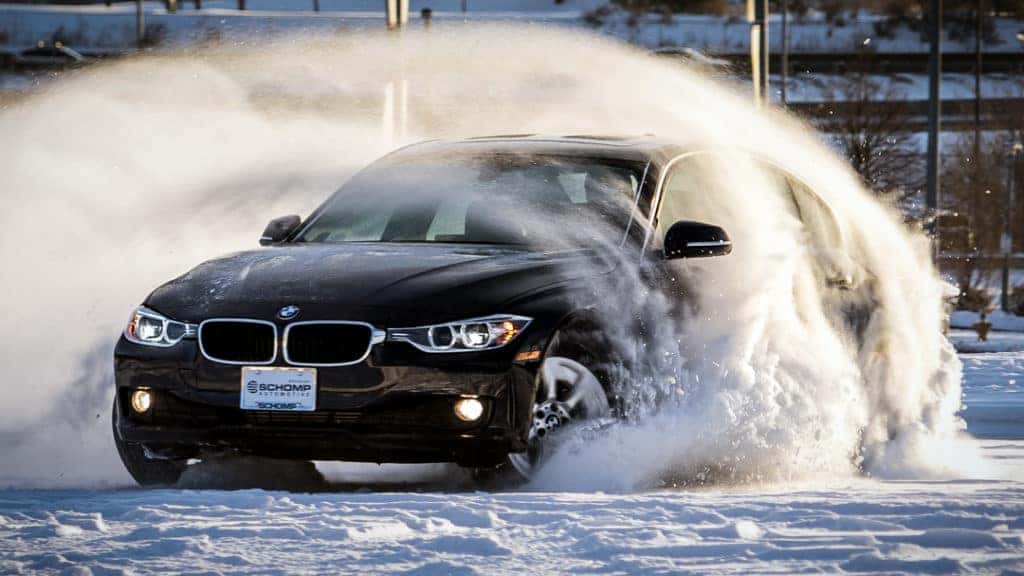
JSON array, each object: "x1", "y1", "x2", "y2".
[{"x1": 381, "y1": 134, "x2": 691, "y2": 165}]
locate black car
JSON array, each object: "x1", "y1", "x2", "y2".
[{"x1": 113, "y1": 135, "x2": 852, "y2": 486}]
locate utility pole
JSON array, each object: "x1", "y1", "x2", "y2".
[
  {"x1": 386, "y1": 0, "x2": 408, "y2": 30},
  {"x1": 971, "y1": 0, "x2": 982, "y2": 242},
  {"x1": 1003, "y1": 143, "x2": 1022, "y2": 312},
  {"x1": 926, "y1": 0, "x2": 942, "y2": 230},
  {"x1": 313, "y1": 0, "x2": 320, "y2": 11},
  {"x1": 748, "y1": 0, "x2": 769, "y2": 108},
  {"x1": 135, "y1": 0, "x2": 145, "y2": 48},
  {"x1": 383, "y1": 0, "x2": 409, "y2": 143},
  {"x1": 780, "y1": 0, "x2": 788, "y2": 105}
]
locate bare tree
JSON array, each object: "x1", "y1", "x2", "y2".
[
  {"x1": 811, "y1": 50, "x2": 923, "y2": 203},
  {"x1": 942, "y1": 136, "x2": 1003, "y2": 304},
  {"x1": 941, "y1": 73, "x2": 1023, "y2": 309}
]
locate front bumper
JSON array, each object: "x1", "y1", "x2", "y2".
[{"x1": 114, "y1": 337, "x2": 539, "y2": 467}]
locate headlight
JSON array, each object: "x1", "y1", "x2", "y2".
[
  {"x1": 124, "y1": 306, "x2": 194, "y2": 347},
  {"x1": 388, "y1": 315, "x2": 531, "y2": 353}
]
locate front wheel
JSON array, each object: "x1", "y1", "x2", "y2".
[
  {"x1": 505, "y1": 355, "x2": 612, "y2": 481},
  {"x1": 476, "y1": 320, "x2": 621, "y2": 486},
  {"x1": 111, "y1": 398, "x2": 186, "y2": 487}
]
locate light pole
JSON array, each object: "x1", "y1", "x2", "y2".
[
  {"x1": 135, "y1": 0, "x2": 145, "y2": 48},
  {"x1": 971, "y1": 0, "x2": 982, "y2": 238},
  {"x1": 1002, "y1": 142, "x2": 1022, "y2": 312},
  {"x1": 386, "y1": 0, "x2": 408, "y2": 30},
  {"x1": 780, "y1": 0, "x2": 788, "y2": 105},
  {"x1": 747, "y1": 0, "x2": 769, "y2": 108},
  {"x1": 926, "y1": 0, "x2": 942, "y2": 225}
]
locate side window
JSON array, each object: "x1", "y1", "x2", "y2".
[
  {"x1": 756, "y1": 160, "x2": 845, "y2": 258},
  {"x1": 763, "y1": 166, "x2": 801, "y2": 220},
  {"x1": 786, "y1": 177, "x2": 844, "y2": 254},
  {"x1": 781, "y1": 172, "x2": 856, "y2": 288},
  {"x1": 655, "y1": 153, "x2": 720, "y2": 237}
]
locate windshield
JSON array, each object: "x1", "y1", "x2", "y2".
[{"x1": 294, "y1": 153, "x2": 645, "y2": 247}]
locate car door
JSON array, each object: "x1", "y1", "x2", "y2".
[
  {"x1": 763, "y1": 162, "x2": 873, "y2": 344},
  {"x1": 652, "y1": 151, "x2": 871, "y2": 346},
  {"x1": 645, "y1": 151, "x2": 733, "y2": 306}
]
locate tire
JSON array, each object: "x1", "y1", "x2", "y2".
[
  {"x1": 542, "y1": 319, "x2": 623, "y2": 409},
  {"x1": 477, "y1": 319, "x2": 617, "y2": 487},
  {"x1": 111, "y1": 397, "x2": 186, "y2": 487}
]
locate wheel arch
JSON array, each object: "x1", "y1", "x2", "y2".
[{"x1": 540, "y1": 308, "x2": 624, "y2": 409}]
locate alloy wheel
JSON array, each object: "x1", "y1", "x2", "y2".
[{"x1": 508, "y1": 356, "x2": 610, "y2": 480}]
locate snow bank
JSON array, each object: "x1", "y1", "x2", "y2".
[
  {"x1": 950, "y1": 329, "x2": 1024, "y2": 353},
  {"x1": 4, "y1": 3, "x2": 1023, "y2": 55},
  {"x1": 951, "y1": 311, "x2": 1024, "y2": 333}
]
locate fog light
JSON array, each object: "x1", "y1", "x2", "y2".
[
  {"x1": 130, "y1": 389, "x2": 152, "y2": 414},
  {"x1": 454, "y1": 398, "x2": 484, "y2": 422}
]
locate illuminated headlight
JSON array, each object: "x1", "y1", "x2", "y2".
[
  {"x1": 454, "y1": 398, "x2": 484, "y2": 422},
  {"x1": 124, "y1": 306, "x2": 194, "y2": 347},
  {"x1": 462, "y1": 323, "x2": 491, "y2": 348},
  {"x1": 388, "y1": 315, "x2": 531, "y2": 353}
]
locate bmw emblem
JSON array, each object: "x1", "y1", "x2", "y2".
[{"x1": 277, "y1": 305, "x2": 300, "y2": 320}]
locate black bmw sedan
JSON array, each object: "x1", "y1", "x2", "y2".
[{"x1": 113, "y1": 134, "x2": 748, "y2": 486}]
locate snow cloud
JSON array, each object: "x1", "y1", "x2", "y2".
[{"x1": 0, "y1": 25, "x2": 977, "y2": 488}]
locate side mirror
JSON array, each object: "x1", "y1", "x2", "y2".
[
  {"x1": 260, "y1": 215, "x2": 301, "y2": 246},
  {"x1": 663, "y1": 220, "x2": 732, "y2": 259}
]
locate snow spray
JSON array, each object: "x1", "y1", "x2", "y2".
[{"x1": 0, "y1": 25, "x2": 976, "y2": 488}]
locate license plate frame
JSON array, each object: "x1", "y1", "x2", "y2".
[{"x1": 240, "y1": 366, "x2": 317, "y2": 412}]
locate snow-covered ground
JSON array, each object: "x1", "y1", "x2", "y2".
[
  {"x1": 957, "y1": 330, "x2": 1024, "y2": 441},
  {"x1": 2, "y1": 464, "x2": 1023, "y2": 575},
  {"x1": 951, "y1": 326, "x2": 1024, "y2": 353},
  {"x1": 1, "y1": 347, "x2": 1022, "y2": 575}
]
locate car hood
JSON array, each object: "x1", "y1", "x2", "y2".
[{"x1": 145, "y1": 243, "x2": 609, "y2": 325}]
